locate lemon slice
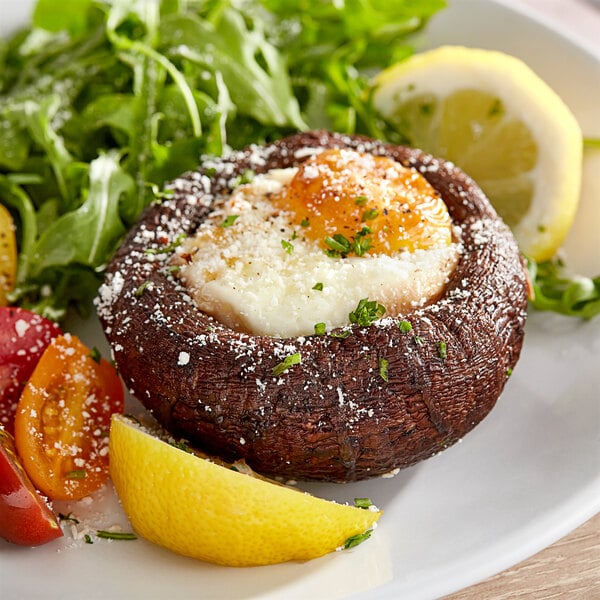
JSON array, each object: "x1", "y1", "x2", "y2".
[
  {"x1": 109, "y1": 414, "x2": 382, "y2": 566},
  {"x1": 372, "y1": 45, "x2": 583, "y2": 262}
]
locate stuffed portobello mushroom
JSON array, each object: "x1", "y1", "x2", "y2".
[{"x1": 97, "y1": 131, "x2": 528, "y2": 482}]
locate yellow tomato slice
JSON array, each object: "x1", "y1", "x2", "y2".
[
  {"x1": 14, "y1": 334, "x2": 124, "y2": 501},
  {"x1": 0, "y1": 204, "x2": 17, "y2": 306}
]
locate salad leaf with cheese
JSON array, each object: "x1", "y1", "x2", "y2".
[{"x1": 0, "y1": 0, "x2": 444, "y2": 319}]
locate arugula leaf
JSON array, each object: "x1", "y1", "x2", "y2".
[
  {"x1": 160, "y1": 10, "x2": 305, "y2": 129},
  {"x1": 29, "y1": 151, "x2": 133, "y2": 276},
  {"x1": 33, "y1": 0, "x2": 93, "y2": 36},
  {"x1": 527, "y1": 257, "x2": 600, "y2": 320}
]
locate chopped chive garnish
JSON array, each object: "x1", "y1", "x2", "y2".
[
  {"x1": 171, "y1": 440, "x2": 193, "y2": 453},
  {"x1": 506, "y1": 367, "x2": 513, "y2": 377},
  {"x1": 398, "y1": 320, "x2": 412, "y2": 334},
  {"x1": 84, "y1": 534, "x2": 93, "y2": 544},
  {"x1": 379, "y1": 357, "x2": 389, "y2": 382},
  {"x1": 96, "y1": 530, "x2": 137, "y2": 541},
  {"x1": 314, "y1": 322, "x2": 326, "y2": 335},
  {"x1": 66, "y1": 469, "x2": 87, "y2": 480},
  {"x1": 344, "y1": 529, "x2": 372, "y2": 549},
  {"x1": 312, "y1": 282, "x2": 323, "y2": 291},
  {"x1": 281, "y1": 239, "x2": 294, "y2": 254},
  {"x1": 361, "y1": 208, "x2": 379, "y2": 222},
  {"x1": 325, "y1": 233, "x2": 351, "y2": 254},
  {"x1": 231, "y1": 169, "x2": 255, "y2": 188},
  {"x1": 88, "y1": 347, "x2": 102, "y2": 363},
  {"x1": 272, "y1": 352, "x2": 302, "y2": 376},
  {"x1": 354, "y1": 497, "x2": 374, "y2": 509},
  {"x1": 354, "y1": 195, "x2": 368, "y2": 206},
  {"x1": 437, "y1": 340, "x2": 447, "y2": 360},
  {"x1": 329, "y1": 330, "x2": 351, "y2": 339},
  {"x1": 220, "y1": 214, "x2": 240, "y2": 228},
  {"x1": 144, "y1": 233, "x2": 185, "y2": 255},
  {"x1": 349, "y1": 298, "x2": 386, "y2": 326},
  {"x1": 58, "y1": 512, "x2": 80, "y2": 523},
  {"x1": 135, "y1": 281, "x2": 151, "y2": 297},
  {"x1": 325, "y1": 227, "x2": 372, "y2": 258},
  {"x1": 300, "y1": 217, "x2": 310, "y2": 227},
  {"x1": 148, "y1": 184, "x2": 174, "y2": 201}
]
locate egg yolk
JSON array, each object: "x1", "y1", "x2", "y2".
[{"x1": 275, "y1": 148, "x2": 453, "y2": 254}]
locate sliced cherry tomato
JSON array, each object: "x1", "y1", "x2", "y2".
[
  {"x1": 0, "y1": 427, "x2": 63, "y2": 546},
  {"x1": 14, "y1": 334, "x2": 124, "y2": 501},
  {"x1": 0, "y1": 307, "x2": 62, "y2": 434},
  {"x1": 0, "y1": 204, "x2": 17, "y2": 307}
]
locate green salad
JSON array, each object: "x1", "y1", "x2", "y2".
[{"x1": 0, "y1": 0, "x2": 598, "y2": 320}]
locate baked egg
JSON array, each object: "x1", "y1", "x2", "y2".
[{"x1": 175, "y1": 148, "x2": 461, "y2": 337}]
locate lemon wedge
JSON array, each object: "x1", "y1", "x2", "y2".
[
  {"x1": 372, "y1": 45, "x2": 583, "y2": 262},
  {"x1": 109, "y1": 414, "x2": 382, "y2": 566}
]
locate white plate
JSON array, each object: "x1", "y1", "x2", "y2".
[{"x1": 1, "y1": 1, "x2": 599, "y2": 599}]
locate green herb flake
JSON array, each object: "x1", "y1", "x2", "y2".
[
  {"x1": 361, "y1": 208, "x2": 379, "y2": 222},
  {"x1": 96, "y1": 530, "x2": 137, "y2": 541},
  {"x1": 84, "y1": 534, "x2": 93, "y2": 544},
  {"x1": 437, "y1": 340, "x2": 447, "y2": 360},
  {"x1": 281, "y1": 239, "x2": 294, "y2": 254},
  {"x1": 149, "y1": 185, "x2": 174, "y2": 202},
  {"x1": 354, "y1": 196, "x2": 368, "y2": 206},
  {"x1": 344, "y1": 529, "x2": 373, "y2": 549},
  {"x1": 325, "y1": 227, "x2": 372, "y2": 258},
  {"x1": 398, "y1": 320, "x2": 412, "y2": 334},
  {"x1": 312, "y1": 282, "x2": 324, "y2": 291},
  {"x1": 220, "y1": 214, "x2": 240, "y2": 228},
  {"x1": 325, "y1": 233, "x2": 351, "y2": 255},
  {"x1": 354, "y1": 498, "x2": 374, "y2": 509},
  {"x1": 329, "y1": 330, "x2": 351, "y2": 339},
  {"x1": 171, "y1": 440, "x2": 193, "y2": 453},
  {"x1": 232, "y1": 169, "x2": 255, "y2": 187},
  {"x1": 58, "y1": 512, "x2": 80, "y2": 524},
  {"x1": 379, "y1": 357, "x2": 389, "y2": 382},
  {"x1": 272, "y1": 352, "x2": 302, "y2": 376},
  {"x1": 135, "y1": 281, "x2": 151, "y2": 297},
  {"x1": 349, "y1": 298, "x2": 386, "y2": 326},
  {"x1": 144, "y1": 233, "x2": 186, "y2": 255},
  {"x1": 506, "y1": 367, "x2": 513, "y2": 377},
  {"x1": 300, "y1": 217, "x2": 310, "y2": 227},
  {"x1": 65, "y1": 469, "x2": 87, "y2": 480},
  {"x1": 314, "y1": 322, "x2": 326, "y2": 335},
  {"x1": 88, "y1": 347, "x2": 102, "y2": 363}
]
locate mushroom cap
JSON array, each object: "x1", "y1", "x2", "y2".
[{"x1": 97, "y1": 131, "x2": 528, "y2": 482}]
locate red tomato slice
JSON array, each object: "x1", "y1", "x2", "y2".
[
  {"x1": 0, "y1": 427, "x2": 63, "y2": 546},
  {"x1": 14, "y1": 334, "x2": 124, "y2": 501},
  {"x1": 0, "y1": 307, "x2": 62, "y2": 434}
]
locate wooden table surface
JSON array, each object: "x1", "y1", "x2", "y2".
[
  {"x1": 444, "y1": 0, "x2": 600, "y2": 597},
  {"x1": 443, "y1": 513, "x2": 600, "y2": 599}
]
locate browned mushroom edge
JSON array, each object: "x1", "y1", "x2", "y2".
[{"x1": 96, "y1": 131, "x2": 528, "y2": 482}]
